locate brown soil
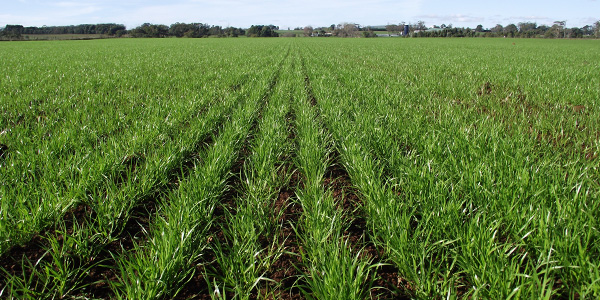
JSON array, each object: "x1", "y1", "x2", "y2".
[
  {"x1": 0, "y1": 143, "x2": 7, "y2": 159},
  {"x1": 262, "y1": 104, "x2": 304, "y2": 300},
  {"x1": 296, "y1": 69, "x2": 409, "y2": 298},
  {"x1": 371, "y1": 264, "x2": 413, "y2": 300},
  {"x1": 117, "y1": 152, "x2": 146, "y2": 183},
  {"x1": 298, "y1": 54, "x2": 319, "y2": 111},
  {"x1": 572, "y1": 105, "x2": 585, "y2": 113},
  {"x1": 257, "y1": 128, "x2": 305, "y2": 298},
  {"x1": 323, "y1": 151, "x2": 360, "y2": 223},
  {"x1": 477, "y1": 82, "x2": 493, "y2": 96},
  {"x1": 0, "y1": 234, "x2": 47, "y2": 289},
  {"x1": 0, "y1": 128, "x2": 217, "y2": 298},
  {"x1": 175, "y1": 90, "x2": 274, "y2": 299},
  {"x1": 0, "y1": 204, "x2": 93, "y2": 295},
  {"x1": 0, "y1": 86, "x2": 244, "y2": 299},
  {"x1": 304, "y1": 75, "x2": 317, "y2": 107},
  {"x1": 264, "y1": 169, "x2": 304, "y2": 300},
  {"x1": 172, "y1": 265, "x2": 213, "y2": 300},
  {"x1": 0, "y1": 192, "x2": 167, "y2": 299},
  {"x1": 177, "y1": 144, "x2": 246, "y2": 299},
  {"x1": 321, "y1": 151, "x2": 410, "y2": 299},
  {"x1": 85, "y1": 130, "x2": 216, "y2": 298}
]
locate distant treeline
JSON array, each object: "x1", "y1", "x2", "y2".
[
  {"x1": 408, "y1": 21, "x2": 600, "y2": 38},
  {"x1": 300, "y1": 21, "x2": 600, "y2": 38},
  {"x1": 245, "y1": 25, "x2": 279, "y2": 37},
  {"x1": 128, "y1": 24, "x2": 280, "y2": 38},
  {"x1": 0, "y1": 23, "x2": 278, "y2": 40},
  {"x1": 129, "y1": 23, "x2": 248, "y2": 38},
  {"x1": 373, "y1": 21, "x2": 600, "y2": 38},
  {"x1": 1, "y1": 24, "x2": 126, "y2": 37},
  {"x1": 2, "y1": 20, "x2": 599, "y2": 40}
]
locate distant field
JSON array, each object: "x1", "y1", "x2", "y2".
[
  {"x1": 13, "y1": 34, "x2": 108, "y2": 40},
  {"x1": 0, "y1": 38, "x2": 598, "y2": 299},
  {"x1": 276, "y1": 29, "x2": 305, "y2": 36},
  {"x1": 373, "y1": 30, "x2": 395, "y2": 34}
]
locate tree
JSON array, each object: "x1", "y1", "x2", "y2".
[
  {"x1": 475, "y1": 24, "x2": 484, "y2": 32},
  {"x1": 303, "y1": 26, "x2": 313, "y2": 37},
  {"x1": 334, "y1": 23, "x2": 360, "y2": 37},
  {"x1": 569, "y1": 27, "x2": 583, "y2": 38},
  {"x1": 385, "y1": 24, "x2": 399, "y2": 35},
  {"x1": 595, "y1": 20, "x2": 600, "y2": 38},
  {"x1": 132, "y1": 23, "x2": 169, "y2": 38},
  {"x1": 246, "y1": 25, "x2": 279, "y2": 37},
  {"x1": 504, "y1": 24, "x2": 518, "y2": 37},
  {"x1": 582, "y1": 25, "x2": 593, "y2": 36},
  {"x1": 170, "y1": 22, "x2": 194, "y2": 37},
  {"x1": 362, "y1": 28, "x2": 377, "y2": 38},
  {"x1": 224, "y1": 27, "x2": 244, "y2": 37},
  {"x1": 107, "y1": 24, "x2": 126, "y2": 35},
  {"x1": 553, "y1": 20, "x2": 566, "y2": 38},
  {"x1": 491, "y1": 24, "x2": 503, "y2": 34},
  {"x1": 1, "y1": 25, "x2": 24, "y2": 40},
  {"x1": 518, "y1": 22, "x2": 537, "y2": 37},
  {"x1": 208, "y1": 25, "x2": 224, "y2": 37}
]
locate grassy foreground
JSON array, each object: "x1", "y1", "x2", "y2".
[{"x1": 0, "y1": 37, "x2": 598, "y2": 299}]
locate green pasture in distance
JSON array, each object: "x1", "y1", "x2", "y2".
[
  {"x1": 276, "y1": 29, "x2": 305, "y2": 35},
  {"x1": 0, "y1": 37, "x2": 598, "y2": 299}
]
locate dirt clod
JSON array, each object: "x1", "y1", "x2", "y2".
[
  {"x1": 0, "y1": 143, "x2": 7, "y2": 159},
  {"x1": 477, "y1": 82, "x2": 493, "y2": 96},
  {"x1": 572, "y1": 105, "x2": 585, "y2": 113}
]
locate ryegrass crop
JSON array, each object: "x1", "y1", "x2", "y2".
[
  {"x1": 1, "y1": 37, "x2": 598, "y2": 299},
  {"x1": 302, "y1": 38, "x2": 599, "y2": 299},
  {"x1": 209, "y1": 57, "x2": 292, "y2": 299}
]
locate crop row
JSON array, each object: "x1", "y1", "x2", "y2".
[
  {"x1": 0, "y1": 39, "x2": 289, "y2": 299},
  {"x1": 1, "y1": 38, "x2": 598, "y2": 299},
  {"x1": 301, "y1": 38, "x2": 599, "y2": 298},
  {"x1": 0, "y1": 40, "x2": 276, "y2": 252}
]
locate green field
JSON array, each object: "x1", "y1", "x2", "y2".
[
  {"x1": 276, "y1": 29, "x2": 305, "y2": 36},
  {"x1": 0, "y1": 38, "x2": 599, "y2": 299},
  {"x1": 16, "y1": 34, "x2": 108, "y2": 41}
]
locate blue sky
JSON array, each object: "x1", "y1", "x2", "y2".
[{"x1": 2, "y1": 0, "x2": 599, "y2": 29}]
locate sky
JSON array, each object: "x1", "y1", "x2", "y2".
[{"x1": 2, "y1": 0, "x2": 599, "y2": 30}]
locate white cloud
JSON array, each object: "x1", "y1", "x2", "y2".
[
  {"x1": 54, "y1": 1, "x2": 90, "y2": 7},
  {"x1": 510, "y1": 15, "x2": 552, "y2": 21},
  {"x1": 0, "y1": 13, "x2": 49, "y2": 25},
  {"x1": 113, "y1": 0, "x2": 424, "y2": 28},
  {"x1": 580, "y1": 17, "x2": 600, "y2": 24},
  {"x1": 416, "y1": 14, "x2": 484, "y2": 25},
  {"x1": 2, "y1": 0, "x2": 596, "y2": 29}
]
